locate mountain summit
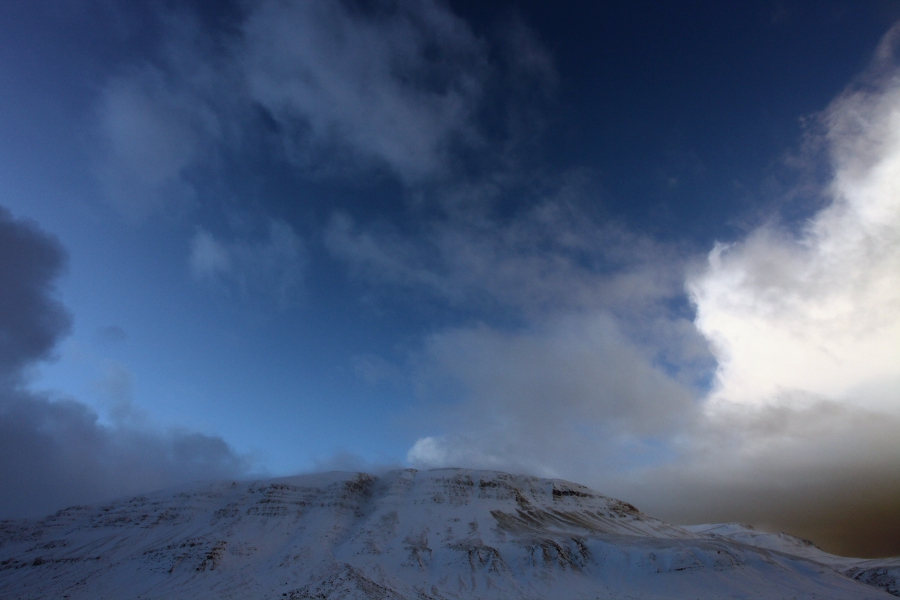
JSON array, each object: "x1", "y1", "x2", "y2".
[{"x1": 0, "y1": 468, "x2": 895, "y2": 599}]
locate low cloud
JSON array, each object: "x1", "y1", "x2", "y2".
[
  {"x1": 406, "y1": 313, "x2": 698, "y2": 476},
  {"x1": 0, "y1": 206, "x2": 251, "y2": 518},
  {"x1": 0, "y1": 389, "x2": 250, "y2": 519},
  {"x1": 628, "y1": 399, "x2": 900, "y2": 557}
]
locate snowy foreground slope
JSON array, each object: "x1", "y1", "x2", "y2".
[
  {"x1": 0, "y1": 468, "x2": 895, "y2": 600},
  {"x1": 685, "y1": 523, "x2": 900, "y2": 597}
]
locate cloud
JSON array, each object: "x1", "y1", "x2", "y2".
[
  {"x1": 93, "y1": 0, "x2": 515, "y2": 218},
  {"x1": 93, "y1": 0, "x2": 559, "y2": 218},
  {"x1": 189, "y1": 229, "x2": 232, "y2": 279},
  {"x1": 0, "y1": 389, "x2": 250, "y2": 519},
  {"x1": 627, "y1": 398, "x2": 900, "y2": 557},
  {"x1": 0, "y1": 207, "x2": 71, "y2": 382},
  {"x1": 338, "y1": 27, "x2": 900, "y2": 557},
  {"x1": 406, "y1": 313, "x2": 698, "y2": 476},
  {"x1": 326, "y1": 177, "x2": 692, "y2": 319},
  {"x1": 241, "y1": 0, "x2": 488, "y2": 183},
  {"x1": 0, "y1": 206, "x2": 251, "y2": 518},
  {"x1": 641, "y1": 28, "x2": 900, "y2": 556},
  {"x1": 687, "y1": 28, "x2": 900, "y2": 414},
  {"x1": 95, "y1": 14, "x2": 233, "y2": 220},
  {"x1": 325, "y1": 176, "x2": 712, "y2": 484},
  {"x1": 189, "y1": 219, "x2": 307, "y2": 306},
  {"x1": 97, "y1": 67, "x2": 203, "y2": 218},
  {"x1": 308, "y1": 450, "x2": 402, "y2": 476}
]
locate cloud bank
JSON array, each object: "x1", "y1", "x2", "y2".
[
  {"x1": 389, "y1": 29, "x2": 900, "y2": 557},
  {"x1": 0, "y1": 206, "x2": 251, "y2": 518},
  {"x1": 654, "y1": 25, "x2": 900, "y2": 557},
  {"x1": 689, "y1": 46, "x2": 900, "y2": 413}
]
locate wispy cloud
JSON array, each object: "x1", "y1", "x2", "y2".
[
  {"x1": 326, "y1": 177, "x2": 691, "y2": 318},
  {"x1": 241, "y1": 0, "x2": 488, "y2": 183},
  {"x1": 190, "y1": 220, "x2": 306, "y2": 307},
  {"x1": 93, "y1": 0, "x2": 519, "y2": 217},
  {"x1": 94, "y1": 12, "x2": 234, "y2": 219}
]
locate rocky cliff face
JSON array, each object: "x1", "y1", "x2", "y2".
[{"x1": 0, "y1": 468, "x2": 894, "y2": 599}]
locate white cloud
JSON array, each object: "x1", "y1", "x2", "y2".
[
  {"x1": 688, "y1": 40, "x2": 900, "y2": 414},
  {"x1": 620, "y1": 33, "x2": 900, "y2": 553}
]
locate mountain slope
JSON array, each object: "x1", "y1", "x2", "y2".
[
  {"x1": 686, "y1": 523, "x2": 900, "y2": 597},
  {"x1": 0, "y1": 469, "x2": 893, "y2": 599}
]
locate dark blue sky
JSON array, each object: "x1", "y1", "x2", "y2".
[{"x1": 1, "y1": 0, "x2": 899, "y2": 557}]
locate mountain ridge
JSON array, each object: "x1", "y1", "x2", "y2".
[{"x1": 0, "y1": 468, "x2": 896, "y2": 599}]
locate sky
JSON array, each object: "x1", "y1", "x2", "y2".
[{"x1": 1, "y1": 0, "x2": 899, "y2": 558}]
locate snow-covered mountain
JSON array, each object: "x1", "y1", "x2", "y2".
[
  {"x1": 685, "y1": 523, "x2": 900, "y2": 597},
  {"x1": 0, "y1": 468, "x2": 895, "y2": 599}
]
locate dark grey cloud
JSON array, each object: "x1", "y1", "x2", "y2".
[
  {"x1": 624, "y1": 399, "x2": 900, "y2": 558},
  {"x1": 0, "y1": 207, "x2": 71, "y2": 383},
  {"x1": 0, "y1": 389, "x2": 250, "y2": 518},
  {"x1": 0, "y1": 207, "x2": 251, "y2": 518}
]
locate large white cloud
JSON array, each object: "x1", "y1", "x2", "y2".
[{"x1": 688, "y1": 34, "x2": 900, "y2": 415}]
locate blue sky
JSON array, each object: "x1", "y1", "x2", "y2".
[{"x1": 2, "y1": 0, "x2": 900, "y2": 557}]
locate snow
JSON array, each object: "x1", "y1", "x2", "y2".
[
  {"x1": 0, "y1": 468, "x2": 896, "y2": 599},
  {"x1": 685, "y1": 522, "x2": 900, "y2": 596}
]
